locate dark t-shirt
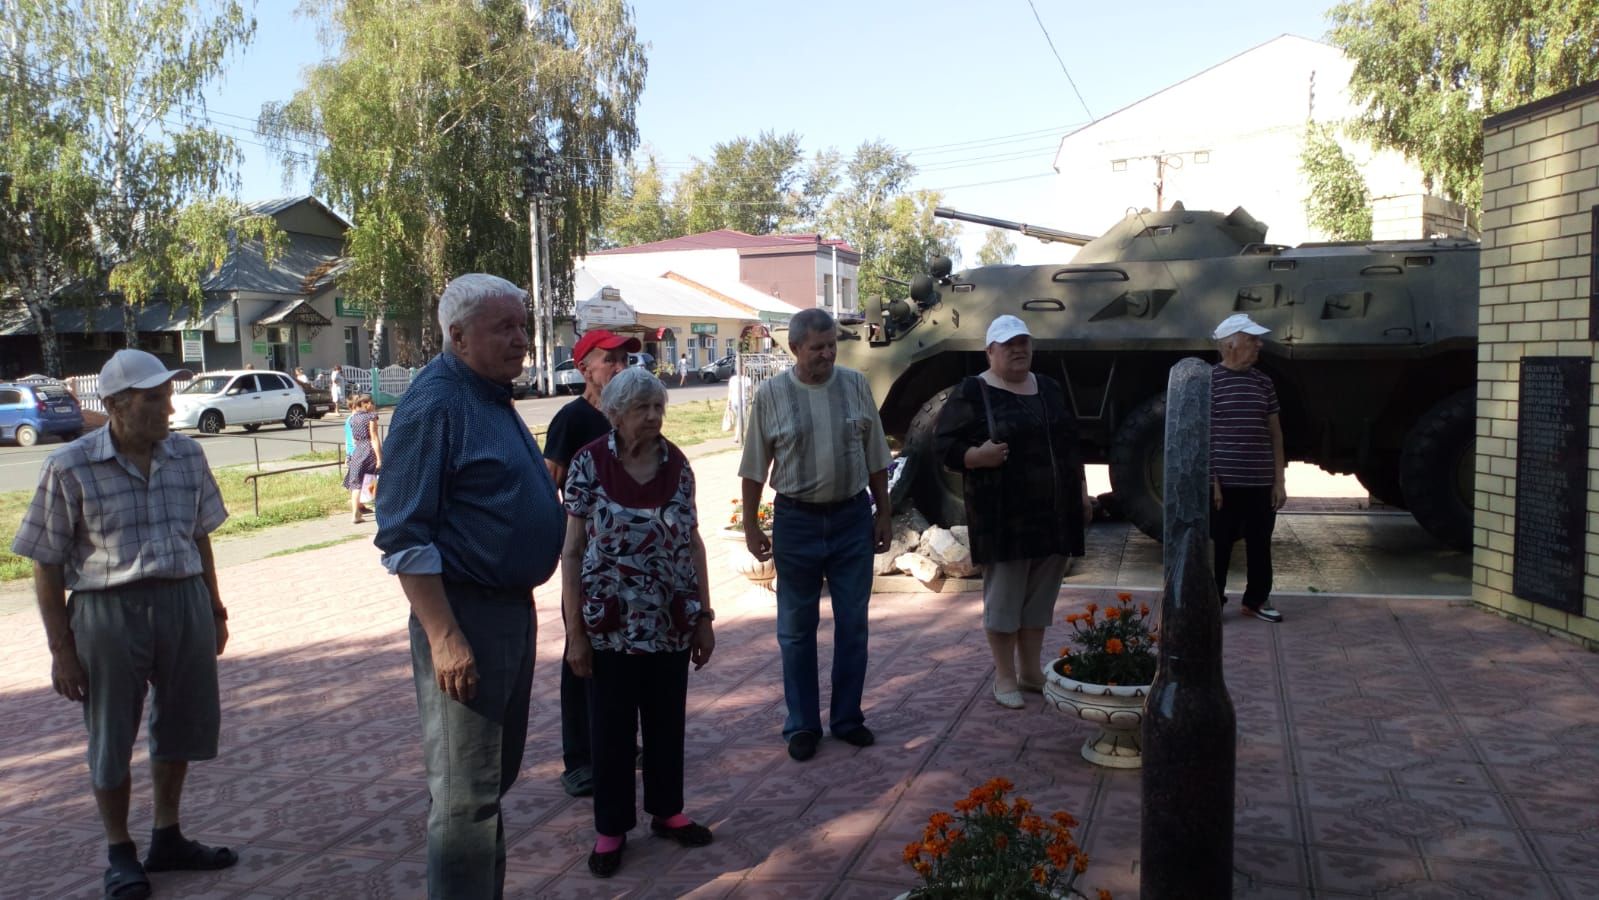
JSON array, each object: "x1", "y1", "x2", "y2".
[
  {"x1": 544, "y1": 395, "x2": 612, "y2": 466},
  {"x1": 1210, "y1": 363, "x2": 1280, "y2": 488}
]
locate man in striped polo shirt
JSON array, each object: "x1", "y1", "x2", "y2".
[
  {"x1": 1210, "y1": 313, "x2": 1287, "y2": 623},
  {"x1": 739, "y1": 308, "x2": 893, "y2": 762}
]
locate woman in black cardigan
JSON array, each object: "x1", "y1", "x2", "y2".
[{"x1": 933, "y1": 315, "x2": 1092, "y2": 709}]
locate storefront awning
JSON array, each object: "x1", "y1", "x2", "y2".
[{"x1": 254, "y1": 298, "x2": 332, "y2": 329}]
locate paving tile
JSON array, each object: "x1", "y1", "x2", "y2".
[
  {"x1": 1309, "y1": 846, "x2": 1428, "y2": 894},
  {"x1": 1525, "y1": 830, "x2": 1599, "y2": 875}
]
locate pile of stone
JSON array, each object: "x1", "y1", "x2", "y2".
[{"x1": 874, "y1": 509, "x2": 981, "y2": 583}]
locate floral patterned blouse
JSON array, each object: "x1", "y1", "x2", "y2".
[{"x1": 564, "y1": 432, "x2": 704, "y2": 653}]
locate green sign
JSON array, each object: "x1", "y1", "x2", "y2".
[
  {"x1": 334, "y1": 296, "x2": 365, "y2": 318},
  {"x1": 298, "y1": 340, "x2": 313, "y2": 354},
  {"x1": 251, "y1": 340, "x2": 269, "y2": 355},
  {"x1": 690, "y1": 322, "x2": 717, "y2": 335}
]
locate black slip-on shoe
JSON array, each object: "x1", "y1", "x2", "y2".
[{"x1": 787, "y1": 731, "x2": 820, "y2": 761}]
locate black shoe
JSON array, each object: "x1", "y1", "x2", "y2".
[
  {"x1": 560, "y1": 765, "x2": 594, "y2": 798},
  {"x1": 588, "y1": 834, "x2": 625, "y2": 878},
  {"x1": 787, "y1": 731, "x2": 820, "y2": 761},
  {"x1": 650, "y1": 819, "x2": 714, "y2": 847},
  {"x1": 835, "y1": 726, "x2": 876, "y2": 748},
  {"x1": 1241, "y1": 603, "x2": 1284, "y2": 623}
]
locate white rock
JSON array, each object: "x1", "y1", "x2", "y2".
[
  {"x1": 949, "y1": 525, "x2": 970, "y2": 546},
  {"x1": 923, "y1": 528, "x2": 979, "y2": 577},
  {"x1": 874, "y1": 532, "x2": 913, "y2": 575},
  {"x1": 894, "y1": 552, "x2": 942, "y2": 584}
]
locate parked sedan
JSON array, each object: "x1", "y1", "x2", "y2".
[
  {"x1": 0, "y1": 381, "x2": 85, "y2": 446},
  {"x1": 551, "y1": 359, "x2": 585, "y2": 395},
  {"x1": 512, "y1": 365, "x2": 544, "y2": 400},
  {"x1": 699, "y1": 355, "x2": 736, "y2": 383},
  {"x1": 170, "y1": 370, "x2": 308, "y2": 434}
]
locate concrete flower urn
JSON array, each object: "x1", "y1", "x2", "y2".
[
  {"x1": 718, "y1": 527, "x2": 775, "y2": 590},
  {"x1": 1043, "y1": 657, "x2": 1150, "y2": 769}
]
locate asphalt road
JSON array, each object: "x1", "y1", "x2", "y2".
[{"x1": 0, "y1": 380, "x2": 727, "y2": 493}]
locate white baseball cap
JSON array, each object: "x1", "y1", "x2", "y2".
[
  {"x1": 1212, "y1": 313, "x2": 1271, "y2": 340},
  {"x1": 985, "y1": 315, "x2": 1031, "y2": 346},
  {"x1": 98, "y1": 349, "x2": 190, "y2": 398}
]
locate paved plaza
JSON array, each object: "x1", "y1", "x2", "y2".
[{"x1": 1, "y1": 446, "x2": 1596, "y2": 898}]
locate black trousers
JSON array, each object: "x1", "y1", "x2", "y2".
[
  {"x1": 1212, "y1": 485, "x2": 1276, "y2": 610},
  {"x1": 559, "y1": 656, "x2": 590, "y2": 772},
  {"x1": 588, "y1": 647, "x2": 690, "y2": 836}
]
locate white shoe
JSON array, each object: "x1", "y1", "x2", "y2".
[{"x1": 992, "y1": 682, "x2": 1025, "y2": 709}]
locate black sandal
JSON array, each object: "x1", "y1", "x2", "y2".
[
  {"x1": 142, "y1": 836, "x2": 238, "y2": 872},
  {"x1": 104, "y1": 853, "x2": 151, "y2": 900},
  {"x1": 587, "y1": 834, "x2": 625, "y2": 878}
]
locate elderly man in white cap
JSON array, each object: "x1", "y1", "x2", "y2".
[
  {"x1": 12, "y1": 349, "x2": 236, "y2": 900},
  {"x1": 1210, "y1": 313, "x2": 1286, "y2": 623}
]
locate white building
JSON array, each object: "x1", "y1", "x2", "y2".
[{"x1": 1049, "y1": 34, "x2": 1472, "y2": 250}]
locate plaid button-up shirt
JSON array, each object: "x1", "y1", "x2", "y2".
[{"x1": 11, "y1": 427, "x2": 228, "y2": 591}]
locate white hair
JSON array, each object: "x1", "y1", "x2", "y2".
[
  {"x1": 600, "y1": 365, "x2": 667, "y2": 423},
  {"x1": 788, "y1": 307, "x2": 836, "y2": 348},
  {"x1": 438, "y1": 273, "x2": 527, "y2": 350}
]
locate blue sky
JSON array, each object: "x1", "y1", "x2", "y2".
[{"x1": 210, "y1": 0, "x2": 1338, "y2": 250}]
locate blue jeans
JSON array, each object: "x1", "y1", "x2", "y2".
[
  {"x1": 409, "y1": 584, "x2": 534, "y2": 900},
  {"x1": 771, "y1": 493, "x2": 874, "y2": 740}
]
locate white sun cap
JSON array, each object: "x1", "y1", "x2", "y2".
[
  {"x1": 985, "y1": 315, "x2": 1031, "y2": 346},
  {"x1": 98, "y1": 349, "x2": 191, "y2": 398},
  {"x1": 1212, "y1": 313, "x2": 1271, "y2": 341}
]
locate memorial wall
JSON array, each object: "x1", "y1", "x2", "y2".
[{"x1": 1474, "y1": 82, "x2": 1599, "y2": 649}]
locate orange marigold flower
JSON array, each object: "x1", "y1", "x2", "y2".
[
  {"x1": 1032, "y1": 865, "x2": 1048, "y2": 885},
  {"x1": 954, "y1": 797, "x2": 977, "y2": 813},
  {"x1": 987, "y1": 799, "x2": 1008, "y2": 817},
  {"x1": 902, "y1": 842, "x2": 921, "y2": 863},
  {"x1": 1013, "y1": 797, "x2": 1032, "y2": 814},
  {"x1": 1105, "y1": 637, "x2": 1124, "y2": 655},
  {"x1": 1052, "y1": 811, "x2": 1079, "y2": 828},
  {"x1": 1058, "y1": 648, "x2": 1072, "y2": 661},
  {"x1": 1085, "y1": 602, "x2": 1098, "y2": 615},
  {"x1": 1075, "y1": 853, "x2": 1090, "y2": 874},
  {"x1": 994, "y1": 834, "x2": 1009, "y2": 851},
  {"x1": 1103, "y1": 606, "x2": 1120, "y2": 619},
  {"x1": 1140, "y1": 602, "x2": 1151, "y2": 616},
  {"x1": 1020, "y1": 814, "x2": 1045, "y2": 835},
  {"x1": 991, "y1": 776, "x2": 1014, "y2": 792},
  {"x1": 1116, "y1": 591, "x2": 1132, "y2": 602},
  {"x1": 926, "y1": 838, "x2": 948, "y2": 859},
  {"x1": 927, "y1": 811, "x2": 954, "y2": 830},
  {"x1": 1046, "y1": 843, "x2": 1070, "y2": 867},
  {"x1": 946, "y1": 828, "x2": 964, "y2": 844},
  {"x1": 1099, "y1": 891, "x2": 1114, "y2": 900},
  {"x1": 913, "y1": 860, "x2": 930, "y2": 876}
]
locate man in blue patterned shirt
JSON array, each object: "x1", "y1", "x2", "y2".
[{"x1": 375, "y1": 273, "x2": 564, "y2": 899}]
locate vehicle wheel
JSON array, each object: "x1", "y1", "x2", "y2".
[
  {"x1": 1399, "y1": 390, "x2": 1475, "y2": 550},
  {"x1": 904, "y1": 386, "x2": 967, "y2": 526},
  {"x1": 198, "y1": 410, "x2": 225, "y2": 434},
  {"x1": 1355, "y1": 455, "x2": 1407, "y2": 509},
  {"x1": 15, "y1": 424, "x2": 38, "y2": 447},
  {"x1": 284, "y1": 405, "x2": 307, "y2": 430},
  {"x1": 701, "y1": 371, "x2": 718, "y2": 383},
  {"x1": 242, "y1": 423, "x2": 262, "y2": 433},
  {"x1": 1107, "y1": 394, "x2": 1166, "y2": 543}
]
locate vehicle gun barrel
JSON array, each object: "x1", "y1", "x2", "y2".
[{"x1": 933, "y1": 206, "x2": 1096, "y2": 246}]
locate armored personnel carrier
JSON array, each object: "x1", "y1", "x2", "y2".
[{"x1": 841, "y1": 204, "x2": 1479, "y2": 550}]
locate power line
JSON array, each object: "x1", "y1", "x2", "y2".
[{"x1": 1024, "y1": 0, "x2": 1094, "y2": 122}]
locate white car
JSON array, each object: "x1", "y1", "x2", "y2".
[
  {"x1": 169, "y1": 370, "x2": 309, "y2": 434},
  {"x1": 552, "y1": 359, "x2": 585, "y2": 395}
]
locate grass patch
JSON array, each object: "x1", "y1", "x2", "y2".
[
  {"x1": 662, "y1": 399, "x2": 730, "y2": 449},
  {"x1": 267, "y1": 533, "x2": 363, "y2": 558},
  {"x1": 210, "y1": 466, "x2": 349, "y2": 537},
  {"x1": 0, "y1": 491, "x2": 37, "y2": 582},
  {"x1": 288, "y1": 448, "x2": 342, "y2": 463}
]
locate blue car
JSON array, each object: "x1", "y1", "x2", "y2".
[{"x1": 0, "y1": 381, "x2": 86, "y2": 447}]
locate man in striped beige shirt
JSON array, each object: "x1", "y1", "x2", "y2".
[
  {"x1": 1209, "y1": 313, "x2": 1287, "y2": 623},
  {"x1": 739, "y1": 308, "x2": 893, "y2": 762}
]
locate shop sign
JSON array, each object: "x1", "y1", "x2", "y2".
[
  {"x1": 181, "y1": 330, "x2": 204, "y2": 362},
  {"x1": 690, "y1": 322, "x2": 717, "y2": 335}
]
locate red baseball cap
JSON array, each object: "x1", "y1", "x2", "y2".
[{"x1": 572, "y1": 329, "x2": 642, "y2": 362}]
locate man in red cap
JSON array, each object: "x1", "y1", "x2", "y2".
[{"x1": 543, "y1": 328, "x2": 640, "y2": 796}]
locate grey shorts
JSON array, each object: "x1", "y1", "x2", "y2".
[
  {"x1": 982, "y1": 555, "x2": 1071, "y2": 632},
  {"x1": 69, "y1": 576, "x2": 221, "y2": 790}
]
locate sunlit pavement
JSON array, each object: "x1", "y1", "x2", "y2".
[{"x1": 1, "y1": 445, "x2": 1596, "y2": 898}]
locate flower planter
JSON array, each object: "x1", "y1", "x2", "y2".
[
  {"x1": 1043, "y1": 657, "x2": 1150, "y2": 769},
  {"x1": 717, "y1": 526, "x2": 775, "y2": 590}
]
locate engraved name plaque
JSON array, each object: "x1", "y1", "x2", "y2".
[{"x1": 1512, "y1": 357, "x2": 1590, "y2": 613}]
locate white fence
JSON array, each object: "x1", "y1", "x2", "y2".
[
  {"x1": 25, "y1": 362, "x2": 423, "y2": 415},
  {"x1": 21, "y1": 372, "x2": 192, "y2": 414}
]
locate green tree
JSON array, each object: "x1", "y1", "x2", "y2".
[
  {"x1": 1328, "y1": 0, "x2": 1599, "y2": 209},
  {"x1": 2, "y1": 0, "x2": 278, "y2": 370},
  {"x1": 675, "y1": 130, "x2": 805, "y2": 235},
  {"x1": 264, "y1": 0, "x2": 645, "y2": 359},
  {"x1": 597, "y1": 151, "x2": 679, "y2": 248},
  {"x1": 975, "y1": 228, "x2": 1016, "y2": 266},
  {"x1": 822, "y1": 141, "x2": 958, "y2": 303},
  {"x1": 1300, "y1": 122, "x2": 1373, "y2": 241}
]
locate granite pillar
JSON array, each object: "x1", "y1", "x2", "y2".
[{"x1": 1140, "y1": 357, "x2": 1236, "y2": 898}]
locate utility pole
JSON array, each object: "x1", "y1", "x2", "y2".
[{"x1": 518, "y1": 139, "x2": 551, "y2": 395}]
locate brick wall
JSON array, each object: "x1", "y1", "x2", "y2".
[{"x1": 1474, "y1": 82, "x2": 1599, "y2": 648}]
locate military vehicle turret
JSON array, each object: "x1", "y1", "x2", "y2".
[{"x1": 842, "y1": 203, "x2": 1479, "y2": 550}]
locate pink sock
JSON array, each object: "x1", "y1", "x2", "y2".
[
  {"x1": 657, "y1": 813, "x2": 693, "y2": 829},
  {"x1": 594, "y1": 833, "x2": 623, "y2": 853}
]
